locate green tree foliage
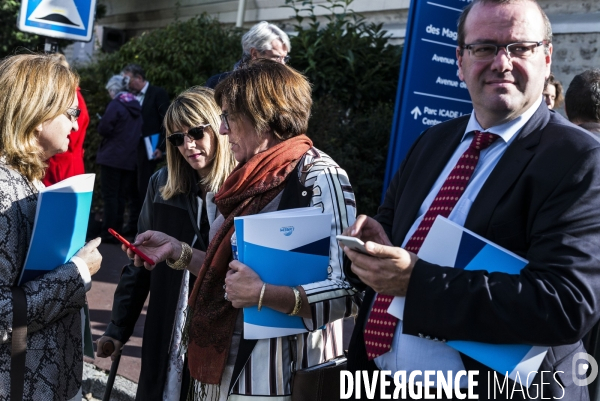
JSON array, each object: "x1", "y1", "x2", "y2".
[
  {"x1": 0, "y1": 0, "x2": 47, "y2": 57},
  {"x1": 0, "y1": 1, "x2": 106, "y2": 58},
  {"x1": 78, "y1": 3, "x2": 401, "y2": 216},
  {"x1": 308, "y1": 97, "x2": 394, "y2": 215},
  {"x1": 285, "y1": 0, "x2": 402, "y2": 110},
  {"x1": 285, "y1": 0, "x2": 402, "y2": 214},
  {"x1": 79, "y1": 14, "x2": 242, "y2": 196},
  {"x1": 80, "y1": 13, "x2": 241, "y2": 101}
]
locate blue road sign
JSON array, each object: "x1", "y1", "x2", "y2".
[
  {"x1": 383, "y1": 0, "x2": 473, "y2": 196},
  {"x1": 18, "y1": 0, "x2": 97, "y2": 42}
]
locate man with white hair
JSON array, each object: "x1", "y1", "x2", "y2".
[{"x1": 204, "y1": 21, "x2": 291, "y2": 88}]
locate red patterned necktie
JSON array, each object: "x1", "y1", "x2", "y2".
[{"x1": 364, "y1": 131, "x2": 499, "y2": 360}]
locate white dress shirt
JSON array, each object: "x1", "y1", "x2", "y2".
[{"x1": 135, "y1": 81, "x2": 149, "y2": 106}]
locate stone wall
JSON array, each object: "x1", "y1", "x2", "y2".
[
  {"x1": 552, "y1": 33, "x2": 600, "y2": 92},
  {"x1": 539, "y1": 0, "x2": 600, "y2": 113}
]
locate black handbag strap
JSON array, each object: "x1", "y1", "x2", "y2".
[
  {"x1": 11, "y1": 286, "x2": 27, "y2": 401},
  {"x1": 228, "y1": 338, "x2": 258, "y2": 394},
  {"x1": 227, "y1": 158, "x2": 312, "y2": 394}
]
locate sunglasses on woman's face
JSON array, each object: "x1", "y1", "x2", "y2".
[
  {"x1": 167, "y1": 124, "x2": 210, "y2": 147},
  {"x1": 65, "y1": 108, "x2": 81, "y2": 121}
]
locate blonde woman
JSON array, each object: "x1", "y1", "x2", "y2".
[
  {"x1": 124, "y1": 60, "x2": 358, "y2": 401},
  {"x1": 0, "y1": 54, "x2": 102, "y2": 400},
  {"x1": 97, "y1": 86, "x2": 236, "y2": 401}
]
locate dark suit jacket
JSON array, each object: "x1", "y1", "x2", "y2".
[
  {"x1": 104, "y1": 168, "x2": 203, "y2": 400},
  {"x1": 347, "y1": 103, "x2": 600, "y2": 400},
  {"x1": 140, "y1": 84, "x2": 170, "y2": 153},
  {"x1": 141, "y1": 84, "x2": 169, "y2": 137}
]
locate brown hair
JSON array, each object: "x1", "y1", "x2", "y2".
[
  {"x1": 545, "y1": 73, "x2": 564, "y2": 108},
  {"x1": 214, "y1": 59, "x2": 312, "y2": 140},
  {"x1": 565, "y1": 69, "x2": 600, "y2": 123},
  {"x1": 457, "y1": 0, "x2": 552, "y2": 48},
  {"x1": 162, "y1": 86, "x2": 236, "y2": 198},
  {"x1": 0, "y1": 53, "x2": 79, "y2": 182}
]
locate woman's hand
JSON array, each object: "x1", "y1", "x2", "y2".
[
  {"x1": 74, "y1": 237, "x2": 102, "y2": 276},
  {"x1": 225, "y1": 260, "x2": 263, "y2": 308},
  {"x1": 124, "y1": 230, "x2": 180, "y2": 270}
]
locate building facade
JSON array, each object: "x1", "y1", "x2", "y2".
[{"x1": 71, "y1": 0, "x2": 600, "y2": 114}]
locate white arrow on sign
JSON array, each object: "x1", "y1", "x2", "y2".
[{"x1": 410, "y1": 106, "x2": 422, "y2": 120}]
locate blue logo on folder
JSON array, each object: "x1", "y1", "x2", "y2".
[{"x1": 280, "y1": 226, "x2": 294, "y2": 236}]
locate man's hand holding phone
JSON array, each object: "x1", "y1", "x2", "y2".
[
  {"x1": 340, "y1": 215, "x2": 418, "y2": 297},
  {"x1": 336, "y1": 235, "x2": 369, "y2": 254}
]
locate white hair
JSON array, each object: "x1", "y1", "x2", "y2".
[
  {"x1": 241, "y1": 21, "x2": 291, "y2": 57},
  {"x1": 106, "y1": 74, "x2": 128, "y2": 94}
]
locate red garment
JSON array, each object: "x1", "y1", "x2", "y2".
[{"x1": 42, "y1": 88, "x2": 89, "y2": 186}]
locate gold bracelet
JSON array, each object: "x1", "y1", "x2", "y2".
[
  {"x1": 288, "y1": 286, "x2": 302, "y2": 316},
  {"x1": 166, "y1": 242, "x2": 192, "y2": 270},
  {"x1": 257, "y1": 283, "x2": 267, "y2": 311}
]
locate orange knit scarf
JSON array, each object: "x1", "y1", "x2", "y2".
[{"x1": 186, "y1": 134, "x2": 313, "y2": 385}]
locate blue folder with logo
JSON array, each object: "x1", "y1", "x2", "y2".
[
  {"x1": 20, "y1": 174, "x2": 95, "y2": 285},
  {"x1": 234, "y1": 207, "x2": 332, "y2": 339},
  {"x1": 389, "y1": 216, "x2": 547, "y2": 386}
]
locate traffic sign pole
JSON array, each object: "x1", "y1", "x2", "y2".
[{"x1": 44, "y1": 38, "x2": 58, "y2": 53}]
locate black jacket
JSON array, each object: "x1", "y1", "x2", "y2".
[
  {"x1": 347, "y1": 104, "x2": 600, "y2": 400},
  {"x1": 104, "y1": 167, "x2": 206, "y2": 400}
]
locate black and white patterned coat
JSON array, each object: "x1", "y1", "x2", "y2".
[{"x1": 0, "y1": 163, "x2": 87, "y2": 400}]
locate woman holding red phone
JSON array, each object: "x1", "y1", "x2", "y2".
[
  {"x1": 96, "y1": 86, "x2": 236, "y2": 401},
  {"x1": 123, "y1": 60, "x2": 358, "y2": 401}
]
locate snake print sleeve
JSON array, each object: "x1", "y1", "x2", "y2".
[{"x1": 0, "y1": 165, "x2": 85, "y2": 344}]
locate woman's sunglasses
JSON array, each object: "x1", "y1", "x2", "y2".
[{"x1": 167, "y1": 124, "x2": 210, "y2": 147}]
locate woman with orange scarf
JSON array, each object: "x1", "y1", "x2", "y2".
[{"x1": 128, "y1": 60, "x2": 358, "y2": 400}]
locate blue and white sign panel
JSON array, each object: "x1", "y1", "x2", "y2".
[
  {"x1": 18, "y1": 0, "x2": 97, "y2": 41},
  {"x1": 383, "y1": 0, "x2": 473, "y2": 194}
]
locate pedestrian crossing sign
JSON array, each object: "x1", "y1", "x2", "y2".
[{"x1": 18, "y1": 0, "x2": 97, "y2": 42}]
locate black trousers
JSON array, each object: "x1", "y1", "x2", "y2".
[
  {"x1": 100, "y1": 164, "x2": 135, "y2": 237},
  {"x1": 129, "y1": 138, "x2": 159, "y2": 231}
]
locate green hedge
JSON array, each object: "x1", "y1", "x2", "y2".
[
  {"x1": 285, "y1": 0, "x2": 401, "y2": 215},
  {"x1": 79, "y1": 0, "x2": 401, "y2": 216},
  {"x1": 79, "y1": 14, "x2": 242, "y2": 205}
]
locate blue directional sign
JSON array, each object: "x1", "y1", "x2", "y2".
[
  {"x1": 383, "y1": 0, "x2": 473, "y2": 195},
  {"x1": 18, "y1": 0, "x2": 97, "y2": 42}
]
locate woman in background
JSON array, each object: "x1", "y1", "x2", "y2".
[
  {"x1": 0, "y1": 53, "x2": 101, "y2": 400},
  {"x1": 96, "y1": 75, "x2": 143, "y2": 242},
  {"x1": 543, "y1": 73, "x2": 564, "y2": 110},
  {"x1": 97, "y1": 86, "x2": 236, "y2": 401}
]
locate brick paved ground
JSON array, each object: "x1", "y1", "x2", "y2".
[
  {"x1": 83, "y1": 240, "x2": 356, "y2": 400},
  {"x1": 86, "y1": 242, "x2": 146, "y2": 383}
]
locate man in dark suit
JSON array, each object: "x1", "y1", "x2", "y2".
[
  {"x1": 121, "y1": 64, "x2": 170, "y2": 233},
  {"x1": 204, "y1": 21, "x2": 291, "y2": 89},
  {"x1": 343, "y1": 0, "x2": 600, "y2": 399}
]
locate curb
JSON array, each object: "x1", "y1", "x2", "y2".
[{"x1": 82, "y1": 362, "x2": 137, "y2": 401}]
